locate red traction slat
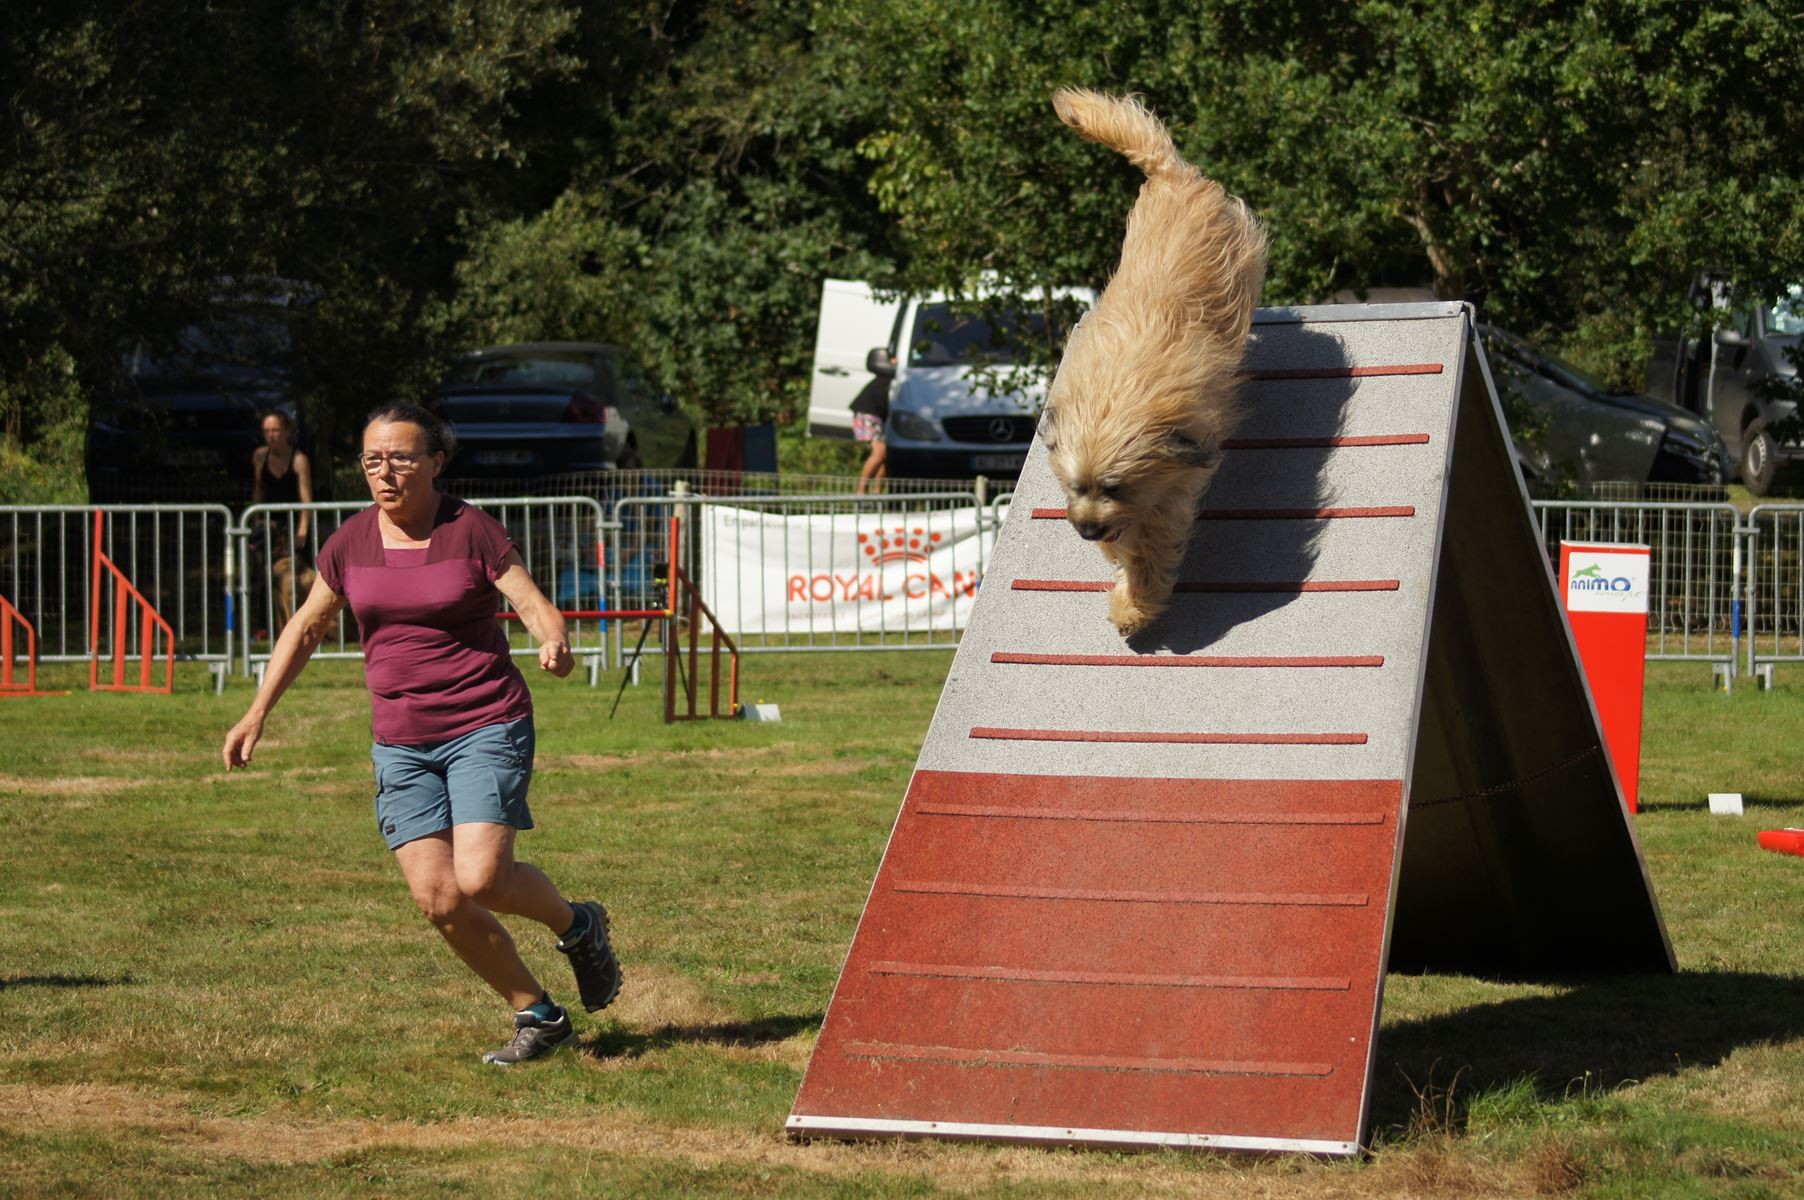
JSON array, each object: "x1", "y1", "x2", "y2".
[
  {"x1": 893, "y1": 880, "x2": 1371, "y2": 906},
  {"x1": 1200, "y1": 506, "x2": 1415, "y2": 521},
  {"x1": 970, "y1": 727, "x2": 1368, "y2": 746},
  {"x1": 915, "y1": 802, "x2": 1385, "y2": 825},
  {"x1": 844, "y1": 1040, "x2": 1334, "y2": 1078},
  {"x1": 1011, "y1": 578, "x2": 1402, "y2": 594},
  {"x1": 868, "y1": 961, "x2": 1352, "y2": 991},
  {"x1": 1241, "y1": 363, "x2": 1444, "y2": 381},
  {"x1": 1030, "y1": 506, "x2": 1414, "y2": 520},
  {"x1": 991, "y1": 652, "x2": 1384, "y2": 668},
  {"x1": 1222, "y1": 434, "x2": 1433, "y2": 449}
]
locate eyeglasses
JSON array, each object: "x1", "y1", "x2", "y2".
[{"x1": 359, "y1": 452, "x2": 426, "y2": 475}]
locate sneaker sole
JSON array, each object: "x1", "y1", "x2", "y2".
[
  {"x1": 566, "y1": 901, "x2": 624, "y2": 1012},
  {"x1": 482, "y1": 1024, "x2": 576, "y2": 1066},
  {"x1": 582, "y1": 970, "x2": 623, "y2": 1013}
]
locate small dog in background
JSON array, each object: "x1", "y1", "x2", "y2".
[{"x1": 1040, "y1": 88, "x2": 1267, "y2": 637}]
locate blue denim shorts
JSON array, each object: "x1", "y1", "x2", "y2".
[{"x1": 370, "y1": 718, "x2": 535, "y2": 851}]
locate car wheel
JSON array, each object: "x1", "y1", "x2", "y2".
[{"x1": 1740, "y1": 417, "x2": 1779, "y2": 496}]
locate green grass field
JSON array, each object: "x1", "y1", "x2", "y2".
[{"x1": 3, "y1": 653, "x2": 1804, "y2": 1198}]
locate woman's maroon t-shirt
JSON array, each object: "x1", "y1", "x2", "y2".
[{"x1": 316, "y1": 496, "x2": 532, "y2": 744}]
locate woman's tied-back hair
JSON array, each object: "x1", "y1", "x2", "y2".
[
  {"x1": 260, "y1": 408, "x2": 297, "y2": 434},
  {"x1": 363, "y1": 402, "x2": 458, "y2": 464}
]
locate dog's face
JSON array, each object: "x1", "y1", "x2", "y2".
[{"x1": 1040, "y1": 403, "x2": 1215, "y2": 543}]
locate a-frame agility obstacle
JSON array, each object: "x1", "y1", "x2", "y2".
[{"x1": 787, "y1": 302, "x2": 1674, "y2": 1156}]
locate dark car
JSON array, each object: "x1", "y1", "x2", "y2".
[
  {"x1": 86, "y1": 299, "x2": 315, "y2": 504},
  {"x1": 436, "y1": 343, "x2": 696, "y2": 477},
  {"x1": 1646, "y1": 275, "x2": 1803, "y2": 494},
  {"x1": 1479, "y1": 325, "x2": 1727, "y2": 495}
]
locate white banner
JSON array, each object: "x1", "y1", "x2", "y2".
[
  {"x1": 699, "y1": 505, "x2": 990, "y2": 635},
  {"x1": 1564, "y1": 546, "x2": 1651, "y2": 614}
]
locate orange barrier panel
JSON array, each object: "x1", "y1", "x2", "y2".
[
  {"x1": 661, "y1": 513, "x2": 739, "y2": 723},
  {"x1": 0, "y1": 592, "x2": 65, "y2": 697},
  {"x1": 89, "y1": 510, "x2": 176, "y2": 694},
  {"x1": 492, "y1": 513, "x2": 738, "y2": 721},
  {"x1": 663, "y1": 562, "x2": 741, "y2": 723}
]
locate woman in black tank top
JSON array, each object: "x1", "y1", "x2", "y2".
[{"x1": 252, "y1": 411, "x2": 317, "y2": 631}]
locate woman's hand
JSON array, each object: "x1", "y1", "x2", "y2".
[
  {"x1": 539, "y1": 639, "x2": 574, "y2": 678},
  {"x1": 223, "y1": 712, "x2": 265, "y2": 770}
]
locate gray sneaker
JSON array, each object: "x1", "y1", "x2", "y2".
[
  {"x1": 558, "y1": 900, "x2": 623, "y2": 1012},
  {"x1": 482, "y1": 1008, "x2": 575, "y2": 1065}
]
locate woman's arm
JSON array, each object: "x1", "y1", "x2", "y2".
[
  {"x1": 294, "y1": 450, "x2": 313, "y2": 542},
  {"x1": 251, "y1": 446, "x2": 267, "y2": 503},
  {"x1": 493, "y1": 548, "x2": 573, "y2": 678},
  {"x1": 221, "y1": 573, "x2": 349, "y2": 768}
]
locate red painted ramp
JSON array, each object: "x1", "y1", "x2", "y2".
[
  {"x1": 789, "y1": 304, "x2": 1672, "y2": 1154},
  {"x1": 801, "y1": 771, "x2": 1397, "y2": 1152}
]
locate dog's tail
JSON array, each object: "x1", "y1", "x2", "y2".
[{"x1": 1052, "y1": 88, "x2": 1195, "y2": 182}]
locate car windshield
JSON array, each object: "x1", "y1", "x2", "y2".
[
  {"x1": 437, "y1": 390, "x2": 583, "y2": 423},
  {"x1": 445, "y1": 353, "x2": 597, "y2": 388},
  {"x1": 908, "y1": 302, "x2": 1070, "y2": 367},
  {"x1": 1768, "y1": 284, "x2": 1804, "y2": 336},
  {"x1": 1489, "y1": 330, "x2": 1615, "y2": 396},
  {"x1": 126, "y1": 313, "x2": 295, "y2": 388}
]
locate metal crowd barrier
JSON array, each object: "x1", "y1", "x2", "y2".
[
  {"x1": 0, "y1": 504, "x2": 235, "y2": 688},
  {"x1": 446, "y1": 467, "x2": 1008, "y2": 502},
  {"x1": 1747, "y1": 504, "x2": 1804, "y2": 675},
  {"x1": 4, "y1": 494, "x2": 1787, "y2": 688},
  {"x1": 1531, "y1": 500, "x2": 1745, "y2": 666},
  {"x1": 236, "y1": 497, "x2": 608, "y2": 679},
  {"x1": 612, "y1": 490, "x2": 993, "y2": 654}
]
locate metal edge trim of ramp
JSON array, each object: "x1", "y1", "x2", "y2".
[{"x1": 785, "y1": 1114, "x2": 1358, "y2": 1156}]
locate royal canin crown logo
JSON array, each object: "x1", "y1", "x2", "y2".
[
  {"x1": 788, "y1": 524, "x2": 975, "y2": 604},
  {"x1": 858, "y1": 526, "x2": 943, "y2": 566}
]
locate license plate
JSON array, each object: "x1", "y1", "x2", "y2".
[
  {"x1": 474, "y1": 449, "x2": 536, "y2": 466},
  {"x1": 971, "y1": 454, "x2": 1025, "y2": 472}
]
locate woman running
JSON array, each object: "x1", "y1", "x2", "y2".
[{"x1": 223, "y1": 403, "x2": 621, "y2": 1064}]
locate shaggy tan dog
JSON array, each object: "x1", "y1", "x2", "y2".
[{"x1": 1041, "y1": 88, "x2": 1267, "y2": 637}]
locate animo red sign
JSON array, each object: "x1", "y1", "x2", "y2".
[
  {"x1": 700, "y1": 505, "x2": 991, "y2": 636},
  {"x1": 1559, "y1": 542, "x2": 1651, "y2": 813}
]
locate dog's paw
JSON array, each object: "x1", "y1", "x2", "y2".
[{"x1": 1109, "y1": 589, "x2": 1159, "y2": 638}]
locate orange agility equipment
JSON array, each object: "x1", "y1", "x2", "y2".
[
  {"x1": 0, "y1": 592, "x2": 65, "y2": 697},
  {"x1": 493, "y1": 514, "x2": 741, "y2": 722},
  {"x1": 1758, "y1": 830, "x2": 1804, "y2": 858},
  {"x1": 89, "y1": 509, "x2": 176, "y2": 694}
]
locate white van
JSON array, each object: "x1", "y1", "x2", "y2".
[{"x1": 808, "y1": 279, "x2": 1093, "y2": 478}]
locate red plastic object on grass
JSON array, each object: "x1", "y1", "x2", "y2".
[{"x1": 1757, "y1": 830, "x2": 1804, "y2": 858}]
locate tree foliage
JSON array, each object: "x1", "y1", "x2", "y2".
[
  {"x1": 452, "y1": 0, "x2": 896, "y2": 426},
  {"x1": 3, "y1": 0, "x2": 1800, "y2": 490},
  {"x1": 2, "y1": 0, "x2": 585, "y2": 477},
  {"x1": 824, "y1": 0, "x2": 1804, "y2": 386}
]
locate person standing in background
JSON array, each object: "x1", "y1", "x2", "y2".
[
  {"x1": 251, "y1": 410, "x2": 316, "y2": 633},
  {"x1": 851, "y1": 375, "x2": 890, "y2": 495}
]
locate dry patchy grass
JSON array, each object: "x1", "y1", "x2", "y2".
[
  {"x1": 1, "y1": 1082, "x2": 1566, "y2": 1198},
  {"x1": 6, "y1": 657, "x2": 1804, "y2": 1196}
]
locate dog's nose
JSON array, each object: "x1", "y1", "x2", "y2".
[{"x1": 1070, "y1": 520, "x2": 1109, "y2": 542}]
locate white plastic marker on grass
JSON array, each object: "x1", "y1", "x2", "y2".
[{"x1": 1708, "y1": 792, "x2": 1745, "y2": 815}]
